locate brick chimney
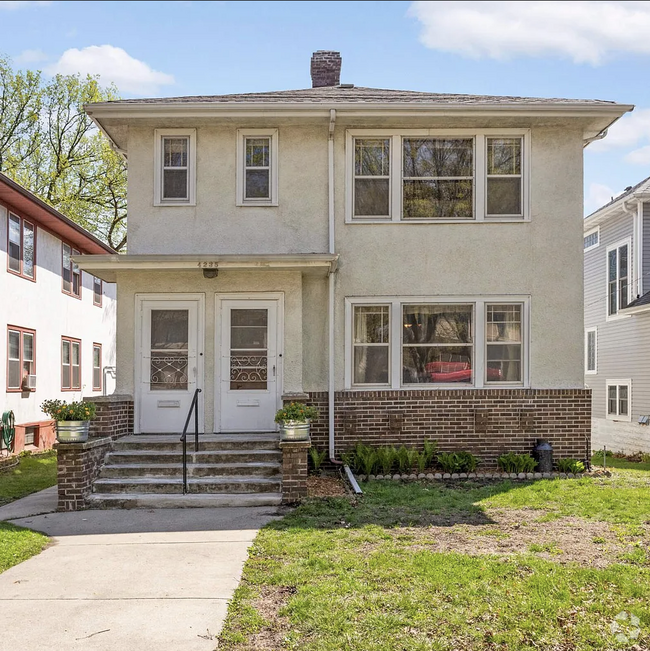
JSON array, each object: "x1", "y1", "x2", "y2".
[{"x1": 310, "y1": 51, "x2": 342, "y2": 88}]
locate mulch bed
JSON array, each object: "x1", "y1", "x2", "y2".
[{"x1": 307, "y1": 474, "x2": 348, "y2": 498}]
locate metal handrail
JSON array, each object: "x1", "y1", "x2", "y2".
[{"x1": 180, "y1": 388, "x2": 202, "y2": 495}]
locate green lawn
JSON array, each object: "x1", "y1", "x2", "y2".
[
  {"x1": 219, "y1": 463, "x2": 650, "y2": 651},
  {"x1": 0, "y1": 522, "x2": 49, "y2": 573},
  {"x1": 0, "y1": 450, "x2": 57, "y2": 507}
]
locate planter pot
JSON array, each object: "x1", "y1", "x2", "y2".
[
  {"x1": 56, "y1": 420, "x2": 90, "y2": 443},
  {"x1": 279, "y1": 420, "x2": 310, "y2": 441}
]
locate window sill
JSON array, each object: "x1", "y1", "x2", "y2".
[
  {"x1": 236, "y1": 200, "x2": 278, "y2": 208},
  {"x1": 605, "y1": 313, "x2": 632, "y2": 322},
  {"x1": 62, "y1": 291, "x2": 82, "y2": 301},
  {"x1": 347, "y1": 384, "x2": 529, "y2": 391},
  {"x1": 585, "y1": 370, "x2": 597, "y2": 375},
  {"x1": 7, "y1": 269, "x2": 36, "y2": 282},
  {"x1": 606, "y1": 416, "x2": 632, "y2": 423},
  {"x1": 345, "y1": 217, "x2": 530, "y2": 225},
  {"x1": 153, "y1": 200, "x2": 196, "y2": 207}
]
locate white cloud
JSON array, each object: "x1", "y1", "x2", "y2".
[
  {"x1": 586, "y1": 182, "x2": 617, "y2": 213},
  {"x1": 15, "y1": 49, "x2": 48, "y2": 65},
  {"x1": 47, "y1": 45, "x2": 174, "y2": 96},
  {"x1": 0, "y1": 1, "x2": 51, "y2": 9},
  {"x1": 625, "y1": 146, "x2": 650, "y2": 165},
  {"x1": 587, "y1": 109, "x2": 650, "y2": 165},
  {"x1": 409, "y1": 1, "x2": 650, "y2": 64}
]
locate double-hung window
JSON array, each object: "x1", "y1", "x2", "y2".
[
  {"x1": 607, "y1": 240, "x2": 630, "y2": 317},
  {"x1": 7, "y1": 213, "x2": 35, "y2": 280},
  {"x1": 154, "y1": 129, "x2": 196, "y2": 205},
  {"x1": 348, "y1": 130, "x2": 528, "y2": 222},
  {"x1": 606, "y1": 380, "x2": 631, "y2": 421},
  {"x1": 93, "y1": 276, "x2": 103, "y2": 306},
  {"x1": 347, "y1": 297, "x2": 528, "y2": 389},
  {"x1": 585, "y1": 328, "x2": 597, "y2": 374},
  {"x1": 62, "y1": 337, "x2": 81, "y2": 390},
  {"x1": 7, "y1": 326, "x2": 35, "y2": 391},
  {"x1": 92, "y1": 343, "x2": 102, "y2": 391},
  {"x1": 237, "y1": 130, "x2": 278, "y2": 206},
  {"x1": 62, "y1": 243, "x2": 81, "y2": 297}
]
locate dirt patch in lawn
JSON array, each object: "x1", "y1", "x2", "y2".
[
  {"x1": 307, "y1": 474, "x2": 348, "y2": 498},
  {"x1": 246, "y1": 585, "x2": 295, "y2": 650},
  {"x1": 394, "y1": 509, "x2": 649, "y2": 568}
]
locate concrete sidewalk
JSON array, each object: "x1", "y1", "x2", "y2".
[
  {"x1": 0, "y1": 485, "x2": 58, "y2": 521},
  {"x1": 0, "y1": 506, "x2": 279, "y2": 651}
]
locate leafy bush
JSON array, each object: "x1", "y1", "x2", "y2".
[
  {"x1": 41, "y1": 400, "x2": 96, "y2": 421},
  {"x1": 497, "y1": 452, "x2": 537, "y2": 473},
  {"x1": 358, "y1": 447, "x2": 378, "y2": 476},
  {"x1": 376, "y1": 447, "x2": 397, "y2": 475},
  {"x1": 556, "y1": 458, "x2": 586, "y2": 473},
  {"x1": 422, "y1": 439, "x2": 438, "y2": 469},
  {"x1": 340, "y1": 450, "x2": 355, "y2": 469},
  {"x1": 643, "y1": 453, "x2": 650, "y2": 464},
  {"x1": 274, "y1": 402, "x2": 318, "y2": 423},
  {"x1": 437, "y1": 451, "x2": 479, "y2": 474},
  {"x1": 308, "y1": 447, "x2": 327, "y2": 473},
  {"x1": 416, "y1": 450, "x2": 428, "y2": 473},
  {"x1": 396, "y1": 446, "x2": 412, "y2": 473},
  {"x1": 592, "y1": 449, "x2": 614, "y2": 463}
]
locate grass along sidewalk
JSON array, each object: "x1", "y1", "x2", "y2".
[
  {"x1": 0, "y1": 450, "x2": 57, "y2": 508},
  {"x1": 0, "y1": 523, "x2": 49, "y2": 573},
  {"x1": 219, "y1": 462, "x2": 650, "y2": 651}
]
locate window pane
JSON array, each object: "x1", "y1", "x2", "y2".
[
  {"x1": 151, "y1": 310, "x2": 189, "y2": 350},
  {"x1": 93, "y1": 347, "x2": 101, "y2": 367},
  {"x1": 8, "y1": 330, "x2": 20, "y2": 360},
  {"x1": 72, "y1": 342, "x2": 80, "y2": 366},
  {"x1": 231, "y1": 309, "x2": 267, "y2": 349},
  {"x1": 62, "y1": 340, "x2": 70, "y2": 365},
  {"x1": 62, "y1": 244, "x2": 71, "y2": 292},
  {"x1": 94, "y1": 277, "x2": 102, "y2": 303},
  {"x1": 355, "y1": 178, "x2": 389, "y2": 216},
  {"x1": 9, "y1": 215, "x2": 20, "y2": 272},
  {"x1": 354, "y1": 346, "x2": 389, "y2": 384},
  {"x1": 486, "y1": 305, "x2": 522, "y2": 342},
  {"x1": 151, "y1": 351, "x2": 188, "y2": 391},
  {"x1": 23, "y1": 221, "x2": 34, "y2": 277},
  {"x1": 486, "y1": 344, "x2": 521, "y2": 382},
  {"x1": 587, "y1": 331, "x2": 596, "y2": 371},
  {"x1": 487, "y1": 177, "x2": 521, "y2": 215},
  {"x1": 8, "y1": 330, "x2": 20, "y2": 389},
  {"x1": 163, "y1": 138, "x2": 188, "y2": 167},
  {"x1": 23, "y1": 333, "x2": 33, "y2": 362},
  {"x1": 245, "y1": 138, "x2": 269, "y2": 168},
  {"x1": 403, "y1": 305, "x2": 472, "y2": 344},
  {"x1": 608, "y1": 385, "x2": 617, "y2": 414},
  {"x1": 355, "y1": 139, "x2": 390, "y2": 176},
  {"x1": 403, "y1": 139, "x2": 473, "y2": 177},
  {"x1": 354, "y1": 306, "x2": 389, "y2": 344},
  {"x1": 619, "y1": 385, "x2": 628, "y2": 415},
  {"x1": 403, "y1": 345, "x2": 473, "y2": 384},
  {"x1": 163, "y1": 169, "x2": 188, "y2": 199},
  {"x1": 62, "y1": 365, "x2": 71, "y2": 389},
  {"x1": 403, "y1": 180, "x2": 473, "y2": 219},
  {"x1": 8, "y1": 360, "x2": 20, "y2": 388},
  {"x1": 245, "y1": 169, "x2": 270, "y2": 199},
  {"x1": 487, "y1": 138, "x2": 521, "y2": 175},
  {"x1": 72, "y1": 364, "x2": 80, "y2": 389},
  {"x1": 584, "y1": 232, "x2": 598, "y2": 249}
]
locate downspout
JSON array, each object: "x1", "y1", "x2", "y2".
[{"x1": 327, "y1": 109, "x2": 341, "y2": 465}]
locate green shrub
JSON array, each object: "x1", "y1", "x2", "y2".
[
  {"x1": 340, "y1": 450, "x2": 355, "y2": 469},
  {"x1": 422, "y1": 439, "x2": 438, "y2": 469},
  {"x1": 437, "y1": 451, "x2": 479, "y2": 474},
  {"x1": 642, "y1": 453, "x2": 650, "y2": 464},
  {"x1": 376, "y1": 447, "x2": 397, "y2": 475},
  {"x1": 407, "y1": 449, "x2": 421, "y2": 473},
  {"x1": 592, "y1": 449, "x2": 614, "y2": 463},
  {"x1": 308, "y1": 447, "x2": 327, "y2": 473},
  {"x1": 416, "y1": 450, "x2": 427, "y2": 473},
  {"x1": 396, "y1": 446, "x2": 412, "y2": 473},
  {"x1": 358, "y1": 447, "x2": 378, "y2": 476},
  {"x1": 274, "y1": 402, "x2": 318, "y2": 424},
  {"x1": 497, "y1": 452, "x2": 538, "y2": 473},
  {"x1": 41, "y1": 399, "x2": 96, "y2": 421},
  {"x1": 556, "y1": 458, "x2": 586, "y2": 473}
]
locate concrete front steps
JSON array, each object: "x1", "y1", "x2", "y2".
[{"x1": 88, "y1": 433, "x2": 283, "y2": 509}]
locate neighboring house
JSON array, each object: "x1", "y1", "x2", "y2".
[
  {"x1": 79, "y1": 51, "x2": 631, "y2": 472},
  {"x1": 584, "y1": 177, "x2": 650, "y2": 454},
  {"x1": 0, "y1": 173, "x2": 117, "y2": 454}
]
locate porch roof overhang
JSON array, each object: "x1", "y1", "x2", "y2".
[{"x1": 74, "y1": 253, "x2": 339, "y2": 282}]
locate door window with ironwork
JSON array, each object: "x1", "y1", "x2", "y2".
[
  {"x1": 230, "y1": 309, "x2": 268, "y2": 390},
  {"x1": 150, "y1": 309, "x2": 189, "y2": 390}
]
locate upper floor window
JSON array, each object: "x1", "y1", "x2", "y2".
[
  {"x1": 607, "y1": 240, "x2": 630, "y2": 317},
  {"x1": 347, "y1": 130, "x2": 529, "y2": 223},
  {"x1": 584, "y1": 227, "x2": 599, "y2": 252},
  {"x1": 93, "y1": 276, "x2": 103, "y2": 306},
  {"x1": 154, "y1": 129, "x2": 196, "y2": 206},
  {"x1": 7, "y1": 326, "x2": 35, "y2": 392},
  {"x1": 62, "y1": 243, "x2": 81, "y2": 298},
  {"x1": 585, "y1": 328, "x2": 597, "y2": 374},
  {"x1": 7, "y1": 213, "x2": 35, "y2": 280},
  {"x1": 237, "y1": 129, "x2": 278, "y2": 206}
]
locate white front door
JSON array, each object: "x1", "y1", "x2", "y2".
[
  {"x1": 138, "y1": 298, "x2": 203, "y2": 433},
  {"x1": 218, "y1": 298, "x2": 281, "y2": 432}
]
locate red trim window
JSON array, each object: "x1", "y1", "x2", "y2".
[
  {"x1": 62, "y1": 243, "x2": 81, "y2": 298},
  {"x1": 92, "y1": 343, "x2": 102, "y2": 391},
  {"x1": 7, "y1": 326, "x2": 35, "y2": 392},
  {"x1": 7, "y1": 212, "x2": 36, "y2": 281},
  {"x1": 93, "y1": 276, "x2": 103, "y2": 306},
  {"x1": 61, "y1": 337, "x2": 81, "y2": 390}
]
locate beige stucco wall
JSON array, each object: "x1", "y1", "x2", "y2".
[{"x1": 114, "y1": 269, "x2": 304, "y2": 432}]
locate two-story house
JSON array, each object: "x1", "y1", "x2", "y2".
[
  {"x1": 77, "y1": 51, "x2": 631, "y2": 502},
  {"x1": 584, "y1": 176, "x2": 650, "y2": 454},
  {"x1": 1, "y1": 172, "x2": 117, "y2": 454}
]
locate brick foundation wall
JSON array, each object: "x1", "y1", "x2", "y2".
[
  {"x1": 280, "y1": 440, "x2": 310, "y2": 503},
  {"x1": 56, "y1": 437, "x2": 113, "y2": 511},
  {"x1": 306, "y1": 389, "x2": 591, "y2": 467},
  {"x1": 84, "y1": 394, "x2": 133, "y2": 439}
]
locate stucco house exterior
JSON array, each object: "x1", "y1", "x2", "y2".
[
  {"x1": 0, "y1": 173, "x2": 117, "y2": 454},
  {"x1": 77, "y1": 51, "x2": 631, "y2": 497},
  {"x1": 584, "y1": 176, "x2": 650, "y2": 454}
]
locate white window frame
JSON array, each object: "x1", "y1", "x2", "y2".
[
  {"x1": 345, "y1": 129, "x2": 531, "y2": 224},
  {"x1": 584, "y1": 226, "x2": 599, "y2": 252},
  {"x1": 585, "y1": 327, "x2": 597, "y2": 375},
  {"x1": 606, "y1": 379, "x2": 631, "y2": 422},
  {"x1": 154, "y1": 128, "x2": 196, "y2": 206},
  {"x1": 236, "y1": 129, "x2": 279, "y2": 206},
  {"x1": 605, "y1": 237, "x2": 632, "y2": 321},
  {"x1": 345, "y1": 295, "x2": 530, "y2": 390}
]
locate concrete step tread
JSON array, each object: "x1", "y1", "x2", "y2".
[
  {"x1": 118, "y1": 433, "x2": 280, "y2": 443},
  {"x1": 107, "y1": 450, "x2": 281, "y2": 457},
  {"x1": 102, "y1": 462, "x2": 281, "y2": 470},
  {"x1": 86, "y1": 492, "x2": 283, "y2": 508},
  {"x1": 94, "y1": 476, "x2": 281, "y2": 486}
]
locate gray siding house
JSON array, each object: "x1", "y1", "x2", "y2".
[{"x1": 584, "y1": 177, "x2": 650, "y2": 453}]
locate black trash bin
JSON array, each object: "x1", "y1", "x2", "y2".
[{"x1": 533, "y1": 439, "x2": 553, "y2": 473}]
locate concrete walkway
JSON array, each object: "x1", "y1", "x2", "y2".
[
  {"x1": 0, "y1": 485, "x2": 58, "y2": 521},
  {"x1": 0, "y1": 505, "x2": 279, "y2": 651}
]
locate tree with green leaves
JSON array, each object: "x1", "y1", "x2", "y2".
[{"x1": 0, "y1": 56, "x2": 127, "y2": 251}]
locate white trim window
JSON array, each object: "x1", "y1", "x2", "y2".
[
  {"x1": 346, "y1": 296, "x2": 529, "y2": 389},
  {"x1": 154, "y1": 129, "x2": 196, "y2": 206},
  {"x1": 606, "y1": 379, "x2": 631, "y2": 421},
  {"x1": 237, "y1": 129, "x2": 278, "y2": 206},
  {"x1": 584, "y1": 227, "x2": 599, "y2": 252},
  {"x1": 585, "y1": 328, "x2": 597, "y2": 374},
  {"x1": 346, "y1": 129, "x2": 529, "y2": 223},
  {"x1": 606, "y1": 239, "x2": 631, "y2": 318}
]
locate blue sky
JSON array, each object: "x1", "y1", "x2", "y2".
[{"x1": 2, "y1": 0, "x2": 650, "y2": 214}]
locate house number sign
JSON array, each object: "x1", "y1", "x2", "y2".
[{"x1": 197, "y1": 261, "x2": 218, "y2": 268}]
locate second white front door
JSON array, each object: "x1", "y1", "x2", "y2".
[{"x1": 218, "y1": 298, "x2": 281, "y2": 432}]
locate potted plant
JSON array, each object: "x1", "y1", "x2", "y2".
[
  {"x1": 41, "y1": 399, "x2": 96, "y2": 443},
  {"x1": 275, "y1": 402, "x2": 318, "y2": 441}
]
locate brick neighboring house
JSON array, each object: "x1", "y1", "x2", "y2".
[
  {"x1": 0, "y1": 173, "x2": 117, "y2": 455},
  {"x1": 73, "y1": 51, "x2": 631, "y2": 505}
]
